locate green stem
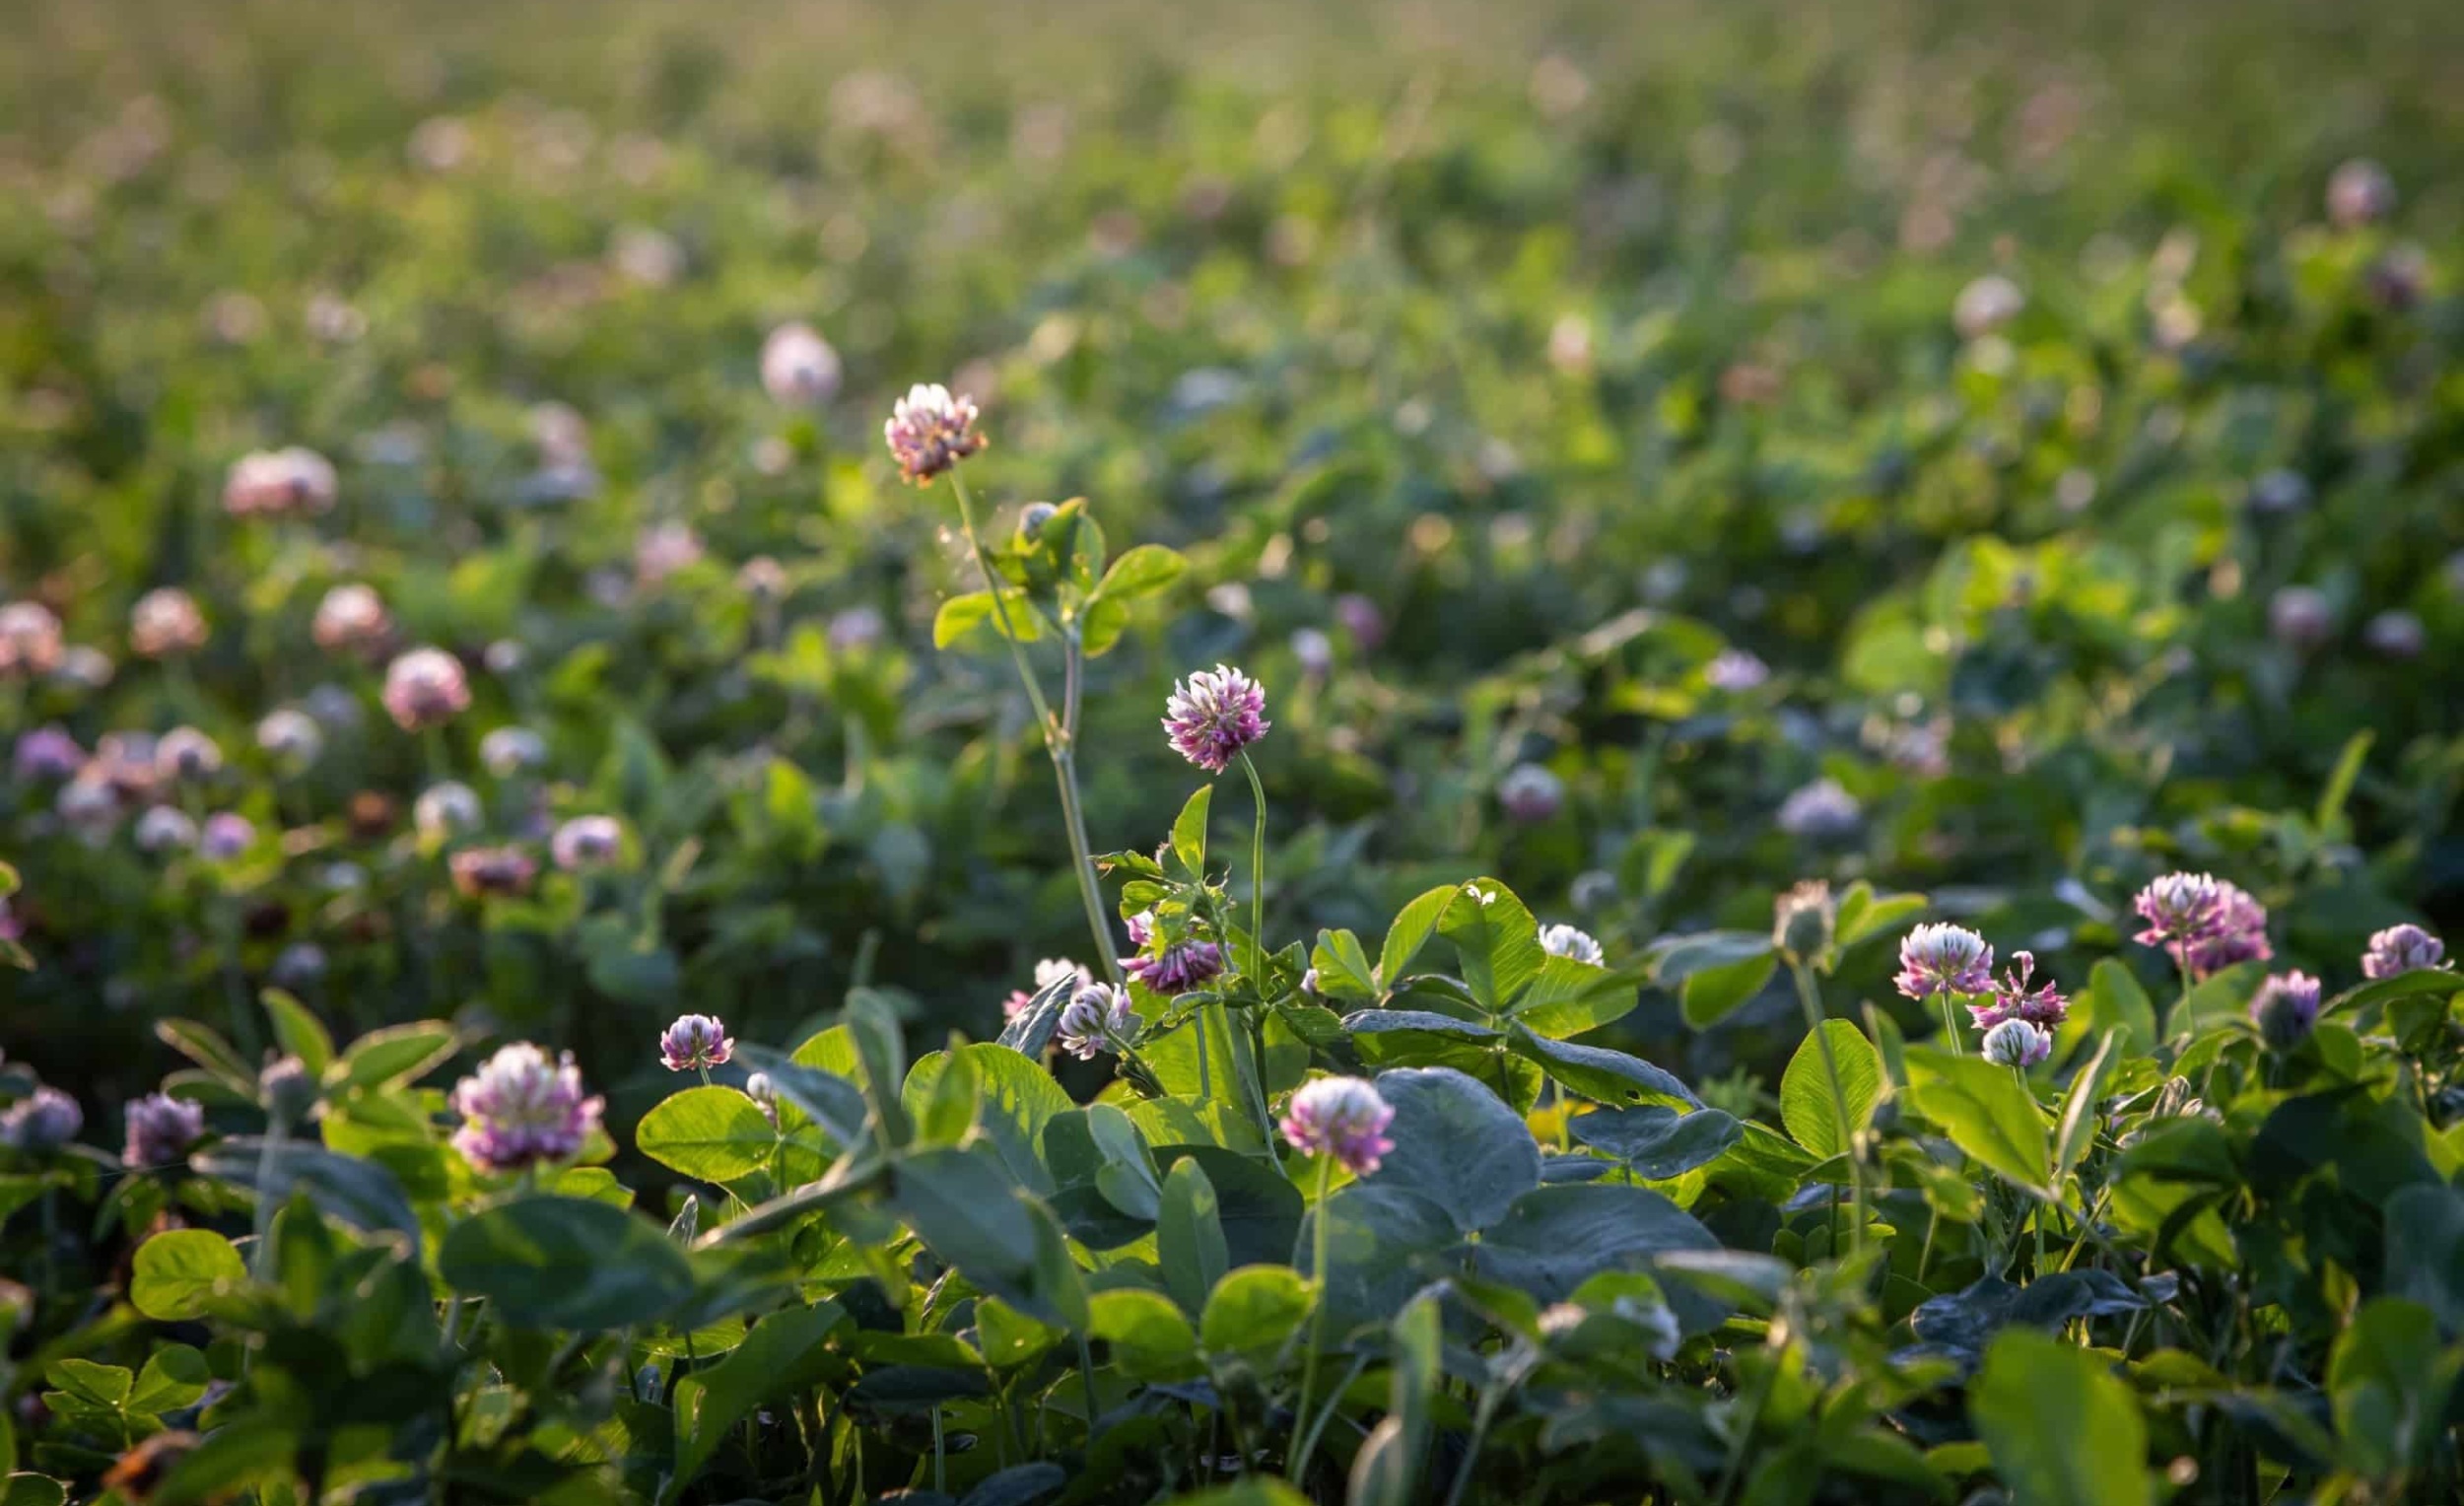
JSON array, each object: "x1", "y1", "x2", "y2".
[
  {"x1": 1239, "y1": 752, "x2": 1269, "y2": 995},
  {"x1": 1790, "y1": 961, "x2": 1866, "y2": 1258},
  {"x1": 1288, "y1": 1154, "x2": 1336, "y2": 1481},
  {"x1": 1937, "y1": 985, "x2": 1964, "y2": 1056},
  {"x1": 947, "y1": 470, "x2": 1123, "y2": 987}
]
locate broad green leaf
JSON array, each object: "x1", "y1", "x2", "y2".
[
  {"x1": 1472, "y1": 1184, "x2": 1725, "y2": 1333},
  {"x1": 2330, "y1": 1298, "x2": 2462, "y2": 1480},
  {"x1": 439, "y1": 1197, "x2": 695, "y2": 1330},
  {"x1": 1439, "y1": 878, "x2": 1543, "y2": 1010},
  {"x1": 1093, "y1": 543, "x2": 1187, "y2": 601},
  {"x1": 975, "y1": 1295, "x2": 1061, "y2": 1370},
  {"x1": 2315, "y1": 729, "x2": 2373, "y2": 835},
  {"x1": 932, "y1": 588, "x2": 1044, "y2": 648},
  {"x1": 260, "y1": 991, "x2": 334, "y2": 1078},
  {"x1": 190, "y1": 1139, "x2": 419, "y2": 1235},
  {"x1": 1086, "y1": 1101, "x2": 1161, "y2": 1220},
  {"x1": 1904, "y1": 1047, "x2": 2053, "y2": 1198},
  {"x1": 1377, "y1": 885, "x2": 1460, "y2": 993},
  {"x1": 917, "y1": 1043, "x2": 1072, "y2": 1195},
  {"x1": 1171, "y1": 784, "x2": 1212, "y2": 878},
  {"x1": 1679, "y1": 952, "x2": 1777, "y2": 1029},
  {"x1": 846, "y1": 990, "x2": 913, "y2": 1146},
  {"x1": 1507, "y1": 1025, "x2": 1700, "y2": 1112},
  {"x1": 2385, "y1": 1185, "x2": 2464, "y2": 1336},
  {"x1": 732, "y1": 1044, "x2": 867, "y2": 1144},
  {"x1": 1088, "y1": 1288, "x2": 1201, "y2": 1382},
  {"x1": 665, "y1": 1304, "x2": 845, "y2": 1501},
  {"x1": 1650, "y1": 930, "x2": 1773, "y2": 984},
  {"x1": 1779, "y1": 1020, "x2": 1881, "y2": 1159},
  {"x1": 130, "y1": 1229, "x2": 246, "y2": 1322},
  {"x1": 1152, "y1": 1146, "x2": 1302, "y2": 1268},
  {"x1": 1309, "y1": 928, "x2": 1379, "y2": 1000},
  {"x1": 1158, "y1": 1158, "x2": 1230, "y2": 1317},
  {"x1": 1567, "y1": 1107, "x2": 1743, "y2": 1178},
  {"x1": 337, "y1": 1021, "x2": 459, "y2": 1091},
  {"x1": 128, "y1": 1346, "x2": 210, "y2": 1416},
  {"x1": 1512, "y1": 956, "x2": 1641, "y2": 1038},
  {"x1": 1199, "y1": 1265, "x2": 1313, "y2": 1368},
  {"x1": 637, "y1": 1087, "x2": 778, "y2": 1183},
  {"x1": 1, "y1": 1474, "x2": 67, "y2": 1506},
  {"x1": 153, "y1": 1019, "x2": 256, "y2": 1096},
  {"x1": 43, "y1": 1359, "x2": 132, "y2": 1408},
  {"x1": 1833, "y1": 883, "x2": 1929, "y2": 950},
  {"x1": 1370, "y1": 1066, "x2": 1540, "y2": 1234},
  {"x1": 1971, "y1": 1331, "x2": 2155, "y2": 1506}
]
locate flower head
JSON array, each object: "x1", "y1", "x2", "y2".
[
  {"x1": 0, "y1": 601, "x2": 64, "y2": 678},
  {"x1": 1540, "y1": 924, "x2": 1605, "y2": 966},
  {"x1": 2179, "y1": 881, "x2": 2273, "y2": 977},
  {"x1": 1772, "y1": 880, "x2": 1836, "y2": 966},
  {"x1": 1895, "y1": 923, "x2": 1993, "y2": 1000},
  {"x1": 761, "y1": 322, "x2": 843, "y2": 407},
  {"x1": 2268, "y1": 586, "x2": 2332, "y2": 650},
  {"x1": 155, "y1": 726, "x2": 223, "y2": 784},
  {"x1": 199, "y1": 812, "x2": 254, "y2": 861},
  {"x1": 1121, "y1": 910, "x2": 1226, "y2": 994},
  {"x1": 223, "y1": 446, "x2": 337, "y2": 518},
  {"x1": 1005, "y1": 958, "x2": 1092, "y2": 1021},
  {"x1": 129, "y1": 587, "x2": 208, "y2": 658},
  {"x1": 744, "y1": 1072, "x2": 780, "y2": 1127},
  {"x1": 2135, "y1": 872, "x2": 2271, "y2": 980},
  {"x1": 414, "y1": 782, "x2": 484, "y2": 841},
  {"x1": 1498, "y1": 763, "x2": 1565, "y2": 824},
  {"x1": 480, "y1": 726, "x2": 547, "y2": 778},
  {"x1": 1980, "y1": 1018, "x2": 2052, "y2": 1068},
  {"x1": 14, "y1": 725, "x2": 85, "y2": 783},
  {"x1": 256, "y1": 709, "x2": 324, "y2": 768},
  {"x1": 1776, "y1": 778, "x2": 1862, "y2": 840},
  {"x1": 123, "y1": 1092, "x2": 205, "y2": 1168},
  {"x1": 659, "y1": 1014, "x2": 734, "y2": 1072},
  {"x1": 635, "y1": 521, "x2": 705, "y2": 587},
  {"x1": 551, "y1": 815, "x2": 624, "y2": 871},
  {"x1": 133, "y1": 806, "x2": 198, "y2": 855},
  {"x1": 450, "y1": 1044, "x2": 603, "y2": 1173},
  {"x1": 1969, "y1": 950, "x2": 2069, "y2": 1031},
  {"x1": 1704, "y1": 648, "x2": 1770, "y2": 692},
  {"x1": 1163, "y1": 665, "x2": 1270, "y2": 774},
  {"x1": 883, "y1": 382, "x2": 986, "y2": 485},
  {"x1": 2363, "y1": 924, "x2": 2446, "y2": 980},
  {"x1": 2134, "y1": 871, "x2": 2222, "y2": 947},
  {"x1": 312, "y1": 583, "x2": 390, "y2": 655},
  {"x1": 1055, "y1": 983, "x2": 1138, "y2": 1061},
  {"x1": 2250, "y1": 971, "x2": 2323, "y2": 1051},
  {"x1": 448, "y1": 845, "x2": 537, "y2": 899},
  {"x1": 1280, "y1": 1076, "x2": 1396, "y2": 1176},
  {"x1": 2327, "y1": 158, "x2": 2396, "y2": 229},
  {"x1": 2, "y1": 1085, "x2": 84, "y2": 1152},
  {"x1": 1953, "y1": 274, "x2": 2025, "y2": 339},
  {"x1": 382, "y1": 647, "x2": 470, "y2": 731}
]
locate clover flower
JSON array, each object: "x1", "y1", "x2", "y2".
[
  {"x1": 1980, "y1": 1018, "x2": 2052, "y2": 1068},
  {"x1": 448, "y1": 846, "x2": 537, "y2": 898},
  {"x1": 1498, "y1": 763, "x2": 1565, "y2": 823},
  {"x1": 199, "y1": 812, "x2": 254, "y2": 861},
  {"x1": 761, "y1": 321, "x2": 843, "y2": 406},
  {"x1": 551, "y1": 815, "x2": 624, "y2": 871},
  {"x1": 1291, "y1": 627, "x2": 1335, "y2": 678},
  {"x1": 0, "y1": 601, "x2": 63, "y2": 678},
  {"x1": 129, "y1": 587, "x2": 208, "y2": 658},
  {"x1": 1055, "y1": 983, "x2": 1138, "y2": 1061},
  {"x1": 55, "y1": 644, "x2": 113, "y2": 688},
  {"x1": 635, "y1": 521, "x2": 705, "y2": 587},
  {"x1": 2267, "y1": 586, "x2": 2331, "y2": 650},
  {"x1": 255, "y1": 709, "x2": 324, "y2": 768},
  {"x1": 1968, "y1": 950, "x2": 2069, "y2": 1031},
  {"x1": 2135, "y1": 873, "x2": 2272, "y2": 980},
  {"x1": 222, "y1": 446, "x2": 337, "y2": 518},
  {"x1": 883, "y1": 382, "x2": 986, "y2": 484},
  {"x1": 1, "y1": 1085, "x2": 84, "y2": 1152},
  {"x1": 2362, "y1": 924, "x2": 2446, "y2": 980},
  {"x1": 14, "y1": 725, "x2": 85, "y2": 782},
  {"x1": 2178, "y1": 881, "x2": 2273, "y2": 977},
  {"x1": 2364, "y1": 610, "x2": 2426, "y2": 660},
  {"x1": 414, "y1": 781, "x2": 484, "y2": 840},
  {"x1": 382, "y1": 647, "x2": 470, "y2": 730},
  {"x1": 1121, "y1": 910, "x2": 1226, "y2": 994},
  {"x1": 1772, "y1": 880, "x2": 1836, "y2": 966},
  {"x1": 659, "y1": 1014, "x2": 734, "y2": 1072},
  {"x1": 94, "y1": 732, "x2": 162, "y2": 801},
  {"x1": 2133, "y1": 871, "x2": 2222, "y2": 948},
  {"x1": 1163, "y1": 664, "x2": 1269, "y2": 774},
  {"x1": 2250, "y1": 972, "x2": 2322, "y2": 1051},
  {"x1": 1540, "y1": 923, "x2": 1605, "y2": 966},
  {"x1": 133, "y1": 806, "x2": 198, "y2": 855},
  {"x1": 311, "y1": 583, "x2": 390, "y2": 654},
  {"x1": 449, "y1": 1044, "x2": 603, "y2": 1173},
  {"x1": 1335, "y1": 593, "x2": 1386, "y2": 650},
  {"x1": 480, "y1": 726, "x2": 547, "y2": 778},
  {"x1": 57, "y1": 779, "x2": 119, "y2": 845},
  {"x1": 1776, "y1": 778, "x2": 1862, "y2": 839},
  {"x1": 1953, "y1": 274, "x2": 2025, "y2": 339},
  {"x1": 1005, "y1": 957, "x2": 1092, "y2": 1021},
  {"x1": 2327, "y1": 158, "x2": 2395, "y2": 229},
  {"x1": 1895, "y1": 924, "x2": 1994, "y2": 1000},
  {"x1": 1279, "y1": 1076, "x2": 1396, "y2": 1176},
  {"x1": 123, "y1": 1092, "x2": 205, "y2": 1168},
  {"x1": 155, "y1": 726, "x2": 223, "y2": 784},
  {"x1": 1704, "y1": 648, "x2": 1770, "y2": 691}
]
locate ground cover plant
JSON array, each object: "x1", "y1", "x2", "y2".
[{"x1": 2, "y1": 0, "x2": 2462, "y2": 1501}]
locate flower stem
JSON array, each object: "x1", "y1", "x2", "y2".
[
  {"x1": 1239, "y1": 752, "x2": 1270, "y2": 995},
  {"x1": 1288, "y1": 1153, "x2": 1336, "y2": 1482},
  {"x1": 1937, "y1": 985, "x2": 1964, "y2": 1056},
  {"x1": 946, "y1": 470, "x2": 1121, "y2": 986},
  {"x1": 1789, "y1": 960, "x2": 1866, "y2": 1259}
]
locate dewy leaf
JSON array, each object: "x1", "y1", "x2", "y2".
[
  {"x1": 439, "y1": 1197, "x2": 695, "y2": 1330},
  {"x1": 1970, "y1": 1330, "x2": 2156, "y2": 1506},
  {"x1": 1439, "y1": 878, "x2": 1543, "y2": 1010},
  {"x1": 1370, "y1": 1067, "x2": 1541, "y2": 1235},
  {"x1": 637, "y1": 1086, "x2": 779, "y2": 1183},
  {"x1": 130, "y1": 1230, "x2": 247, "y2": 1322},
  {"x1": 1377, "y1": 885, "x2": 1461, "y2": 994},
  {"x1": 1779, "y1": 1020, "x2": 1880, "y2": 1159},
  {"x1": 1904, "y1": 1047, "x2": 2053, "y2": 1198}
]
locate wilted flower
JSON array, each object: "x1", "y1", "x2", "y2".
[
  {"x1": 1980, "y1": 1018, "x2": 2052, "y2": 1068},
  {"x1": 122, "y1": 1092, "x2": 205, "y2": 1167},
  {"x1": 1005, "y1": 957, "x2": 1093, "y2": 1020},
  {"x1": 2267, "y1": 586, "x2": 2332, "y2": 650},
  {"x1": 2250, "y1": 972, "x2": 2322, "y2": 1051},
  {"x1": 1540, "y1": 924, "x2": 1605, "y2": 966},
  {"x1": 199, "y1": 812, "x2": 254, "y2": 860},
  {"x1": 129, "y1": 587, "x2": 207, "y2": 658},
  {"x1": 761, "y1": 322, "x2": 843, "y2": 406},
  {"x1": 658, "y1": 1013, "x2": 734, "y2": 1072},
  {"x1": 635, "y1": 521, "x2": 705, "y2": 586},
  {"x1": 1121, "y1": 910, "x2": 1226, "y2": 994},
  {"x1": 1895, "y1": 923, "x2": 1994, "y2": 999},
  {"x1": 1163, "y1": 665, "x2": 1270, "y2": 774},
  {"x1": 2326, "y1": 158, "x2": 2396, "y2": 229},
  {"x1": 0, "y1": 601, "x2": 64, "y2": 678},
  {"x1": 449, "y1": 1044, "x2": 603, "y2": 1173},
  {"x1": 1055, "y1": 983, "x2": 1138, "y2": 1061},
  {"x1": 382, "y1": 647, "x2": 470, "y2": 730},
  {"x1": 2362, "y1": 924, "x2": 2446, "y2": 980},
  {"x1": 551, "y1": 815, "x2": 623, "y2": 871},
  {"x1": 1772, "y1": 881, "x2": 1836, "y2": 966},
  {"x1": 222, "y1": 446, "x2": 337, "y2": 518},
  {"x1": 2363, "y1": 610, "x2": 2425, "y2": 660},
  {"x1": 1498, "y1": 763, "x2": 1565, "y2": 823},
  {"x1": 414, "y1": 781, "x2": 484, "y2": 840},
  {"x1": 255, "y1": 709, "x2": 323, "y2": 768},
  {"x1": 883, "y1": 382, "x2": 987, "y2": 485},
  {"x1": 1952, "y1": 274, "x2": 2025, "y2": 339},
  {"x1": 1279, "y1": 1076, "x2": 1396, "y2": 1176},
  {"x1": 14, "y1": 725, "x2": 84, "y2": 782},
  {"x1": 133, "y1": 806, "x2": 198, "y2": 855},
  {"x1": 155, "y1": 726, "x2": 223, "y2": 783},
  {"x1": 1, "y1": 1086, "x2": 83, "y2": 1151},
  {"x1": 1969, "y1": 951, "x2": 2069, "y2": 1031},
  {"x1": 258, "y1": 1055, "x2": 320, "y2": 1123},
  {"x1": 448, "y1": 846, "x2": 537, "y2": 898},
  {"x1": 311, "y1": 583, "x2": 390, "y2": 654},
  {"x1": 1776, "y1": 778, "x2": 1862, "y2": 839},
  {"x1": 1704, "y1": 648, "x2": 1770, "y2": 691},
  {"x1": 480, "y1": 726, "x2": 547, "y2": 778}
]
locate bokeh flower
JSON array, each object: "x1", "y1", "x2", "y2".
[
  {"x1": 1980, "y1": 1018, "x2": 2052, "y2": 1068},
  {"x1": 311, "y1": 583, "x2": 390, "y2": 655},
  {"x1": 382, "y1": 647, "x2": 470, "y2": 730},
  {"x1": 222, "y1": 446, "x2": 337, "y2": 518},
  {"x1": 761, "y1": 321, "x2": 843, "y2": 406},
  {"x1": 2267, "y1": 586, "x2": 2331, "y2": 650},
  {"x1": 1895, "y1": 923, "x2": 1993, "y2": 999},
  {"x1": 883, "y1": 382, "x2": 986, "y2": 484},
  {"x1": 155, "y1": 726, "x2": 223, "y2": 783},
  {"x1": 133, "y1": 806, "x2": 198, "y2": 855},
  {"x1": 255, "y1": 709, "x2": 324, "y2": 768},
  {"x1": 449, "y1": 1044, "x2": 602, "y2": 1173},
  {"x1": 1540, "y1": 924, "x2": 1605, "y2": 965},
  {"x1": 0, "y1": 601, "x2": 64, "y2": 678},
  {"x1": 1163, "y1": 664, "x2": 1269, "y2": 773},
  {"x1": 2250, "y1": 971, "x2": 2322, "y2": 1050},
  {"x1": 14, "y1": 725, "x2": 84, "y2": 782},
  {"x1": 635, "y1": 521, "x2": 705, "y2": 587},
  {"x1": 2326, "y1": 158, "x2": 2395, "y2": 229},
  {"x1": 1279, "y1": 1076, "x2": 1396, "y2": 1176},
  {"x1": 448, "y1": 845, "x2": 537, "y2": 898},
  {"x1": 129, "y1": 587, "x2": 207, "y2": 658},
  {"x1": 199, "y1": 812, "x2": 254, "y2": 860},
  {"x1": 658, "y1": 1013, "x2": 734, "y2": 1072},
  {"x1": 1, "y1": 1085, "x2": 83, "y2": 1151},
  {"x1": 413, "y1": 781, "x2": 484, "y2": 840},
  {"x1": 1704, "y1": 648, "x2": 1770, "y2": 691},
  {"x1": 1055, "y1": 982, "x2": 1137, "y2": 1061},
  {"x1": 1005, "y1": 957, "x2": 1092, "y2": 1021},
  {"x1": 2364, "y1": 610, "x2": 2425, "y2": 660},
  {"x1": 1776, "y1": 778, "x2": 1861, "y2": 839},
  {"x1": 1771, "y1": 880, "x2": 1835, "y2": 966},
  {"x1": 2362, "y1": 924, "x2": 2445, "y2": 980},
  {"x1": 1952, "y1": 274, "x2": 2025, "y2": 339},
  {"x1": 1498, "y1": 763, "x2": 1565, "y2": 823},
  {"x1": 551, "y1": 814, "x2": 623, "y2": 871},
  {"x1": 480, "y1": 726, "x2": 547, "y2": 778},
  {"x1": 122, "y1": 1092, "x2": 205, "y2": 1167}
]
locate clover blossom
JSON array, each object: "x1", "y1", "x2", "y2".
[
  {"x1": 883, "y1": 382, "x2": 986, "y2": 484},
  {"x1": 123, "y1": 1092, "x2": 205, "y2": 1168},
  {"x1": 1055, "y1": 983, "x2": 1137, "y2": 1061},
  {"x1": 659, "y1": 1014, "x2": 734, "y2": 1073},
  {"x1": 2250, "y1": 972, "x2": 2322, "y2": 1051},
  {"x1": 0, "y1": 601, "x2": 63, "y2": 678},
  {"x1": 382, "y1": 647, "x2": 470, "y2": 731},
  {"x1": 2, "y1": 1085, "x2": 83, "y2": 1152},
  {"x1": 1894, "y1": 924, "x2": 1993, "y2": 1000},
  {"x1": 1968, "y1": 951, "x2": 2068, "y2": 1032},
  {"x1": 1279, "y1": 1076, "x2": 1396, "y2": 1176},
  {"x1": 2133, "y1": 872, "x2": 2271, "y2": 980},
  {"x1": 1498, "y1": 764, "x2": 1565, "y2": 823},
  {"x1": 762, "y1": 321, "x2": 843, "y2": 407},
  {"x1": 1121, "y1": 909, "x2": 1226, "y2": 994},
  {"x1": 551, "y1": 814, "x2": 624, "y2": 871},
  {"x1": 447, "y1": 845, "x2": 537, "y2": 898},
  {"x1": 312, "y1": 583, "x2": 390, "y2": 654},
  {"x1": 449, "y1": 1044, "x2": 603, "y2": 1174},
  {"x1": 2363, "y1": 924, "x2": 2446, "y2": 980},
  {"x1": 1980, "y1": 1018, "x2": 2052, "y2": 1068},
  {"x1": 129, "y1": 587, "x2": 208, "y2": 658},
  {"x1": 1162, "y1": 664, "x2": 1269, "y2": 774}
]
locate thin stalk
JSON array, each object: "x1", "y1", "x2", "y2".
[
  {"x1": 1440, "y1": 1388, "x2": 1504, "y2": 1506},
  {"x1": 1289, "y1": 1351, "x2": 1370, "y2": 1487},
  {"x1": 946, "y1": 470, "x2": 1121, "y2": 985},
  {"x1": 1937, "y1": 985, "x2": 1964, "y2": 1056},
  {"x1": 1077, "y1": 1332, "x2": 1104, "y2": 1441},
  {"x1": 1287, "y1": 1155, "x2": 1337, "y2": 1482},
  {"x1": 1789, "y1": 961, "x2": 1866, "y2": 1257},
  {"x1": 1239, "y1": 752, "x2": 1270, "y2": 994}
]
